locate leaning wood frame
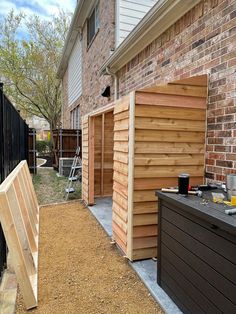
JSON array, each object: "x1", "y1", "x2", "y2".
[{"x1": 0, "y1": 160, "x2": 39, "y2": 309}]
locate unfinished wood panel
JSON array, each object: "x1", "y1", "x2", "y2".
[
  {"x1": 133, "y1": 213, "x2": 158, "y2": 226},
  {"x1": 135, "y1": 92, "x2": 206, "y2": 109},
  {"x1": 0, "y1": 161, "x2": 38, "y2": 309},
  {"x1": 94, "y1": 115, "x2": 102, "y2": 197},
  {"x1": 139, "y1": 84, "x2": 207, "y2": 98},
  {"x1": 135, "y1": 117, "x2": 206, "y2": 132},
  {"x1": 112, "y1": 96, "x2": 130, "y2": 256},
  {"x1": 135, "y1": 129, "x2": 205, "y2": 143},
  {"x1": 135, "y1": 104, "x2": 206, "y2": 120},
  {"x1": 134, "y1": 154, "x2": 204, "y2": 166},
  {"x1": 92, "y1": 111, "x2": 114, "y2": 198},
  {"x1": 134, "y1": 177, "x2": 203, "y2": 190},
  {"x1": 133, "y1": 225, "x2": 157, "y2": 238},
  {"x1": 82, "y1": 116, "x2": 89, "y2": 204},
  {"x1": 134, "y1": 165, "x2": 204, "y2": 178},
  {"x1": 103, "y1": 111, "x2": 114, "y2": 196},
  {"x1": 135, "y1": 142, "x2": 205, "y2": 154},
  {"x1": 131, "y1": 83, "x2": 207, "y2": 260},
  {"x1": 132, "y1": 247, "x2": 157, "y2": 260}
]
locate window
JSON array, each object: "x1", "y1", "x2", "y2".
[
  {"x1": 87, "y1": 3, "x2": 99, "y2": 46},
  {"x1": 70, "y1": 106, "x2": 80, "y2": 129}
]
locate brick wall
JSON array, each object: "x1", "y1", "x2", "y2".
[
  {"x1": 117, "y1": 0, "x2": 236, "y2": 182},
  {"x1": 62, "y1": 0, "x2": 115, "y2": 127}
]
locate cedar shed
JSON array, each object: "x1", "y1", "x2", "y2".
[{"x1": 82, "y1": 75, "x2": 208, "y2": 261}]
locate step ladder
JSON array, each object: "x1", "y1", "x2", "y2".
[{"x1": 65, "y1": 147, "x2": 82, "y2": 200}]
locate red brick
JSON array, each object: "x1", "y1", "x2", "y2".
[
  {"x1": 216, "y1": 160, "x2": 233, "y2": 168},
  {"x1": 216, "y1": 174, "x2": 226, "y2": 181},
  {"x1": 209, "y1": 152, "x2": 225, "y2": 160},
  {"x1": 226, "y1": 154, "x2": 236, "y2": 160},
  {"x1": 208, "y1": 138, "x2": 223, "y2": 144},
  {"x1": 215, "y1": 146, "x2": 232, "y2": 152}
]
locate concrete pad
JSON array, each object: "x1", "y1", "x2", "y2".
[
  {"x1": 88, "y1": 197, "x2": 113, "y2": 237},
  {"x1": 87, "y1": 196, "x2": 182, "y2": 314},
  {"x1": 131, "y1": 260, "x2": 182, "y2": 314}
]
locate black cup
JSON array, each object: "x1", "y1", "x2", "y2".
[{"x1": 178, "y1": 173, "x2": 189, "y2": 196}]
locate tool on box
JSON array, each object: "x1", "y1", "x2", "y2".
[
  {"x1": 225, "y1": 208, "x2": 236, "y2": 215},
  {"x1": 161, "y1": 188, "x2": 202, "y2": 197}
]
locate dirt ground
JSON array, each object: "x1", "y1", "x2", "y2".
[{"x1": 15, "y1": 168, "x2": 163, "y2": 313}]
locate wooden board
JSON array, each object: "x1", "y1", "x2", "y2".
[
  {"x1": 0, "y1": 161, "x2": 39, "y2": 309},
  {"x1": 82, "y1": 116, "x2": 89, "y2": 204},
  {"x1": 131, "y1": 82, "x2": 207, "y2": 260},
  {"x1": 112, "y1": 96, "x2": 130, "y2": 256}
]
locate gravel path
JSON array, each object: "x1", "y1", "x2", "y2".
[{"x1": 15, "y1": 201, "x2": 163, "y2": 314}]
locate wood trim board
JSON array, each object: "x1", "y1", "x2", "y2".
[{"x1": 0, "y1": 160, "x2": 39, "y2": 309}]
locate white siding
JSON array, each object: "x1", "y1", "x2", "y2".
[
  {"x1": 116, "y1": 0, "x2": 159, "y2": 47},
  {"x1": 68, "y1": 35, "x2": 82, "y2": 106}
]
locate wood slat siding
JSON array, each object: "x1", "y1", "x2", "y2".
[
  {"x1": 132, "y1": 89, "x2": 206, "y2": 260},
  {"x1": 104, "y1": 112, "x2": 114, "y2": 196},
  {"x1": 93, "y1": 112, "x2": 114, "y2": 197},
  {"x1": 112, "y1": 97, "x2": 130, "y2": 256},
  {"x1": 158, "y1": 199, "x2": 236, "y2": 314},
  {"x1": 94, "y1": 116, "x2": 102, "y2": 196},
  {"x1": 82, "y1": 116, "x2": 89, "y2": 204}
]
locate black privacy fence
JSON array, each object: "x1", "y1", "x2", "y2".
[{"x1": 0, "y1": 83, "x2": 29, "y2": 277}]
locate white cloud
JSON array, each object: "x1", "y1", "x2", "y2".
[{"x1": 0, "y1": 0, "x2": 76, "y2": 20}]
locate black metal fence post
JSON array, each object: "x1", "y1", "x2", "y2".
[{"x1": 0, "y1": 83, "x2": 30, "y2": 278}]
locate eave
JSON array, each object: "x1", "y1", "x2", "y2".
[
  {"x1": 57, "y1": 0, "x2": 96, "y2": 79},
  {"x1": 100, "y1": 0, "x2": 201, "y2": 75}
]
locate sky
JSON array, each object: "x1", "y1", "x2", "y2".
[{"x1": 0, "y1": 0, "x2": 77, "y2": 20}]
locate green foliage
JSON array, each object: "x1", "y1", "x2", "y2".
[
  {"x1": 36, "y1": 140, "x2": 52, "y2": 155},
  {"x1": 0, "y1": 10, "x2": 72, "y2": 130}
]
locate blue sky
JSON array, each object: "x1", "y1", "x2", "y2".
[{"x1": 0, "y1": 0, "x2": 77, "y2": 20}]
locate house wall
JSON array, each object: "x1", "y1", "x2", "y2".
[
  {"x1": 117, "y1": 0, "x2": 236, "y2": 182},
  {"x1": 62, "y1": 0, "x2": 116, "y2": 128},
  {"x1": 115, "y1": 0, "x2": 158, "y2": 47}
]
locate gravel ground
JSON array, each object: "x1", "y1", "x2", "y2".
[
  {"x1": 15, "y1": 201, "x2": 163, "y2": 314},
  {"x1": 15, "y1": 168, "x2": 163, "y2": 313}
]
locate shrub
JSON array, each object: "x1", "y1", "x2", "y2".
[{"x1": 36, "y1": 140, "x2": 52, "y2": 155}]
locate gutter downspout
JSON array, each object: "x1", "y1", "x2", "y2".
[{"x1": 105, "y1": 67, "x2": 118, "y2": 101}]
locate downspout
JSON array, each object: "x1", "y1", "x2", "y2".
[{"x1": 105, "y1": 67, "x2": 118, "y2": 101}]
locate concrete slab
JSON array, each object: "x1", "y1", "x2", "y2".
[
  {"x1": 88, "y1": 197, "x2": 113, "y2": 237},
  {"x1": 131, "y1": 260, "x2": 182, "y2": 314},
  {"x1": 87, "y1": 197, "x2": 182, "y2": 314}
]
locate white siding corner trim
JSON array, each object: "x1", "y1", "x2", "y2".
[
  {"x1": 116, "y1": 0, "x2": 158, "y2": 47},
  {"x1": 68, "y1": 35, "x2": 82, "y2": 106}
]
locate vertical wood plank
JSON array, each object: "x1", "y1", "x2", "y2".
[
  {"x1": 101, "y1": 113, "x2": 105, "y2": 197},
  {"x1": 88, "y1": 116, "x2": 95, "y2": 205},
  {"x1": 18, "y1": 171, "x2": 38, "y2": 236},
  {"x1": 13, "y1": 177, "x2": 37, "y2": 253},
  {"x1": 7, "y1": 184, "x2": 36, "y2": 275},
  {"x1": 0, "y1": 192, "x2": 37, "y2": 309},
  {"x1": 127, "y1": 91, "x2": 135, "y2": 261},
  {"x1": 22, "y1": 163, "x2": 39, "y2": 215}
]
